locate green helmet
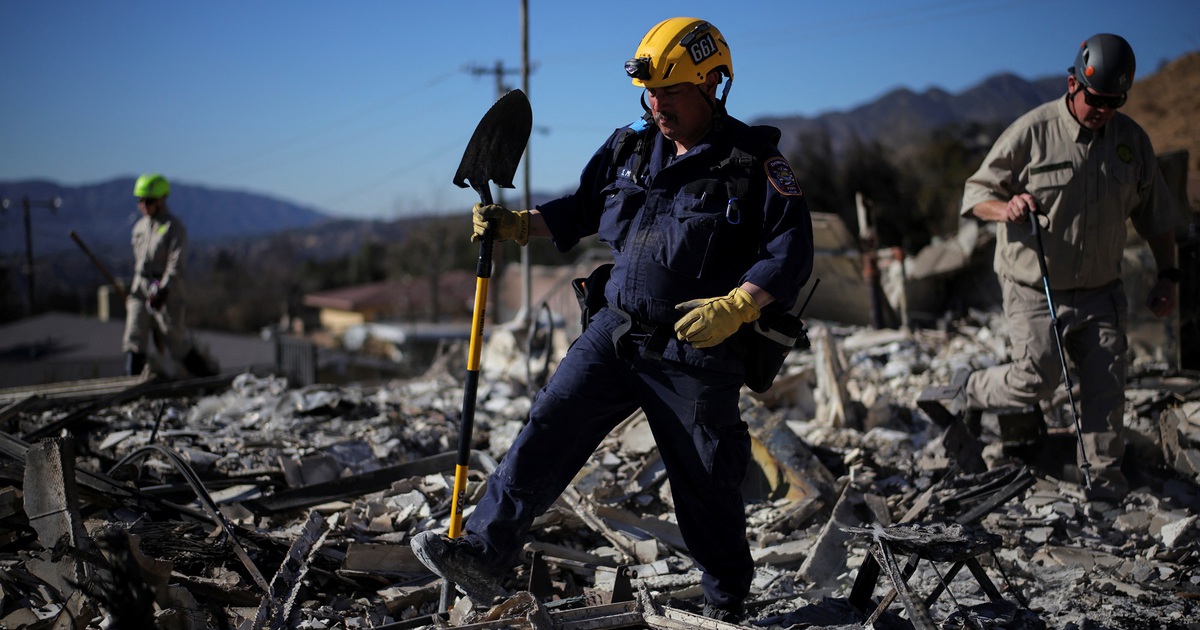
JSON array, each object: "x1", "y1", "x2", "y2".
[
  {"x1": 134, "y1": 173, "x2": 170, "y2": 198},
  {"x1": 1070, "y1": 33, "x2": 1136, "y2": 94}
]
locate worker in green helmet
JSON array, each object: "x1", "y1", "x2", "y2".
[{"x1": 123, "y1": 173, "x2": 217, "y2": 378}]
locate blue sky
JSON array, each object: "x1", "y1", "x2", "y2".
[{"x1": 2, "y1": 0, "x2": 1197, "y2": 220}]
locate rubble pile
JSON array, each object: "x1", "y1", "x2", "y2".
[{"x1": 1, "y1": 314, "x2": 1198, "y2": 629}]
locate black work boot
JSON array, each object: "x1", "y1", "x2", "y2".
[
  {"x1": 702, "y1": 601, "x2": 745, "y2": 624},
  {"x1": 1084, "y1": 467, "x2": 1129, "y2": 505},
  {"x1": 125, "y1": 352, "x2": 146, "y2": 376},
  {"x1": 411, "y1": 531, "x2": 505, "y2": 605},
  {"x1": 948, "y1": 366, "x2": 972, "y2": 415},
  {"x1": 181, "y1": 349, "x2": 217, "y2": 378}
]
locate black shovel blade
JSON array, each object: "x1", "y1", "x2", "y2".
[{"x1": 453, "y1": 89, "x2": 532, "y2": 203}]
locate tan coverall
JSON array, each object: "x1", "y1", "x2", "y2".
[{"x1": 122, "y1": 207, "x2": 197, "y2": 362}]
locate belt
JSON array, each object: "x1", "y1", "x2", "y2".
[{"x1": 608, "y1": 306, "x2": 671, "y2": 361}]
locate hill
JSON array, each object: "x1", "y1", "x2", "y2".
[
  {"x1": 1122, "y1": 51, "x2": 1200, "y2": 210},
  {"x1": 754, "y1": 51, "x2": 1200, "y2": 214},
  {"x1": 753, "y1": 74, "x2": 1064, "y2": 160},
  {"x1": 0, "y1": 177, "x2": 331, "y2": 257},
  {"x1": 6, "y1": 53, "x2": 1196, "y2": 262},
  {"x1": 3, "y1": 53, "x2": 1196, "y2": 324}
]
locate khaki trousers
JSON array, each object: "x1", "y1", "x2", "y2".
[
  {"x1": 122, "y1": 295, "x2": 194, "y2": 360},
  {"x1": 966, "y1": 279, "x2": 1128, "y2": 488}
]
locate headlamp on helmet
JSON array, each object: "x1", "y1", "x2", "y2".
[{"x1": 625, "y1": 57, "x2": 652, "y2": 82}]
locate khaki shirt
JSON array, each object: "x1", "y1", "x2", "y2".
[
  {"x1": 131, "y1": 208, "x2": 188, "y2": 298},
  {"x1": 962, "y1": 96, "x2": 1179, "y2": 290}
]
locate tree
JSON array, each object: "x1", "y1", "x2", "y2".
[
  {"x1": 839, "y1": 136, "x2": 927, "y2": 253},
  {"x1": 350, "y1": 242, "x2": 387, "y2": 285},
  {"x1": 788, "y1": 128, "x2": 842, "y2": 216},
  {"x1": 385, "y1": 216, "x2": 465, "y2": 321},
  {"x1": 906, "y1": 121, "x2": 1005, "y2": 238}
]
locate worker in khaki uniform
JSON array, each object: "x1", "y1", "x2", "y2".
[
  {"x1": 959, "y1": 34, "x2": 1181, "y2": 502},
  {"x1": 123, "y1": 173, "x2": 215, "y2": 378}
]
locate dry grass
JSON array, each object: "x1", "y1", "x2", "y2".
[{"x1": 1124, "y1": 51, "x2": 1200, "y2": 213}]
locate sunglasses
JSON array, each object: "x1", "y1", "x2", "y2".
[
  {"x1": 1079, "y1": 88, "x2": 1126, "y2": 109},
  {"x1": 137, "y1": 197, "x2": 160, "y2": 204}
]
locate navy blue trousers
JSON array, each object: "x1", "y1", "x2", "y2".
[{"x1": 464, "y1": 308, "x2": 754, "y2": 608}]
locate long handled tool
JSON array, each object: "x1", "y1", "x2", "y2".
[
  {"x1": 440, "y1": 89, "x2": 532, "y2": 609},
  {"x1": 1028, "y1": 211, "x2": 1092, "y2": 490},
  {"x1": 70, "y1": 230, "x2": 165, "y2": 356},
  {"x1": 70, "y1": 230, "x2": 128, "y2": 301}
]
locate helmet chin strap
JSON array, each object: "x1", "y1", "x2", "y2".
[{"x1": 699, "y1": 76, "x2": 732, "y2": 120}]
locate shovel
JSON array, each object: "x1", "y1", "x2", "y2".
[{"x1": 441, "y1": 88, "x2": 531, "y2": 607}]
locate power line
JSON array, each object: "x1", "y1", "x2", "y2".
[{"x1": 190, "y1": 70, "x2": 461, "y2": 180}]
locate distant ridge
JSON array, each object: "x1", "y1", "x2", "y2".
[
  {"x1": 753, "y1": 73, "x2": 1064, "y2": 159},
  {"x1": 6, "y1": 55, "x2": 1195, "y2": 260},
  {"x1": 0, "y1": 177, "x2": 331, "y2": 256},
  {"x1": 1121, "y1": 50, "x2": 1200, "y2": 212}
]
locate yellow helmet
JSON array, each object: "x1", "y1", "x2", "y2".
[{"x1": 625, "y1": 17, "x2": 732, "y2": 89}]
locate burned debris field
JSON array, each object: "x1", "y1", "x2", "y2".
[{"x1": 1, "y1": 315, "x2": 1198, "y2": 629}]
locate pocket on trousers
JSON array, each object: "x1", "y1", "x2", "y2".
[{"x1": 690, "y1": 396, "x2": 748, "y2": 479}]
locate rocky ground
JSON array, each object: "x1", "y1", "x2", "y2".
[{"x1": 0, "y1": 311, "x2": 1197, "y2": 629}]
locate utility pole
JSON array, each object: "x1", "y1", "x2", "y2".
[
  {"x1": 1, "y1": 195, "x2": 61, "y2": 316},
  {"x1": 466, "y1": 18, "x2": 540, "y2": 326},
  {"x1": 520, "y1": 0, "x2": 533, "y2": 332},
  {"x1": 465, "y1": 60, "x2": 521, "y2": 105},
  {"x1": 465, "y1": 4, "x2": 538, "y2": 394},
  {"x1": 464, "y1": 61, "x2": 523, "y2": 212},
  {"x1": 520, "y1": 0, "x2": 534, "y2": 391},
  {"x1": 465, "y1": 60, "x2": 519, "y2": 327}
]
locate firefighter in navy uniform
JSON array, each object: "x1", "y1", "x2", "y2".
[{"x1": 413, "y1": 17, "x2": 814, "y2": 622}]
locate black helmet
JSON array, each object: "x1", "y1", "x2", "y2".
[{"x1": 1070, "y1": 33, "x2": 1136, "y2": 94}]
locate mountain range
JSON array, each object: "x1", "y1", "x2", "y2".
[
  {"x1": 0, "y1": 177, "x2": 328, "y2": 258},
  {"x1": 759, "y1": 73, "x2": 1064, "y2": 159},
  {"x1": 3, "y1": 51, "x2": 1197, "y2": 260}
]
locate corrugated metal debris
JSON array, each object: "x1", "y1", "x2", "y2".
[{"x1": 0, "y1": 314, "x2": 1198, "y2": 629}]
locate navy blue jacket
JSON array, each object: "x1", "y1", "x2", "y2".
[{"x1": 538, "y1": 114, "x2": 814, "y2": 372}]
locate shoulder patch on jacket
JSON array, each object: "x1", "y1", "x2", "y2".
[{"x1": 765, "y1": 157, "x2": 803, "y2": 196}]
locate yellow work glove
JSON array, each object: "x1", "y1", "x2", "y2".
[
  {"x1": 472, "y1": 203, "x2": 530, "y2": 246},
  {"x1": 674, "y1": 287, "x2": 761, "y2": 349}
]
